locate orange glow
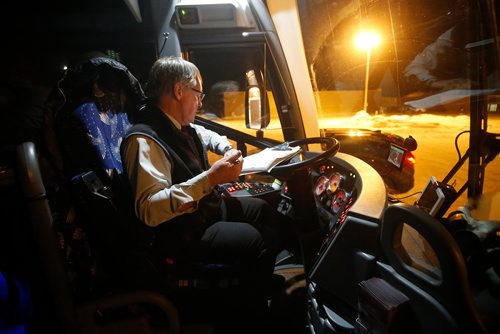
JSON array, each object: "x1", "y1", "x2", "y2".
[
  {"x1": 354, "y1": 31, "x2": 381, "y2": 51},
  {"x1": 348, "y1": 129, "x2": 363, "y2": 136}
]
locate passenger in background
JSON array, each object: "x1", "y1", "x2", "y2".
[
  {"x1": 41, "y1": 53, "x2": 147, "y2": 299},
  {"x1": 120, "y1": 57, "x2": 287, "y2": 322},
  {"x1": 45, "y1": 52, "x2": 145, "y2": 183}
]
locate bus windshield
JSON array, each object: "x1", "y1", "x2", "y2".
[{"x1": 297, "y1": 0, "x2": 500, "y2": 209}]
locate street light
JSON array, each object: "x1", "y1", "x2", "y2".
[{"x1": 355, "y1": 31, "x2": 381, "y2": 113}]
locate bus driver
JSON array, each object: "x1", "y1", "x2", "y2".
[{"x1": 120, "y1": 56, "x2": 286, "y2": 300}]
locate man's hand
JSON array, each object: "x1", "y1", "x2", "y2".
[
  {"x1": 223, "y1": 148, "x2": 240, "y2": 160},
  {"x1": 207, "y1": 149, "x2": 243, "y2": 187}
]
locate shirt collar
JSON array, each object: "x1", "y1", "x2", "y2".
[{"x1": 164, "y1": 112, "x2": 183, "y2": 130}]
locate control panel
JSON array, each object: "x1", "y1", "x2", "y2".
[{"x1": 219, "y1": 181, "x2": 280, "y2": 198}]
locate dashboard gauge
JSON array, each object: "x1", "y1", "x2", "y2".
[
  {"x1": 328, "y1": 172, "x2": 343, "y2": 193},
  {"x1": 331, "y1": 189, "x2": 348, "y2": 213},
  {"x1": 314, "y1": 175, "x2": 329, "y2": 196}
]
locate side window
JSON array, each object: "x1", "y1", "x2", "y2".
[{"x1": 187, "y1": 46, "x2": 284, "y2": 142}]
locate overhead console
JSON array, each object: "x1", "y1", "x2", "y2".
[{"x1": 175, "y1": 0, "x2": 256, "y2": 29}]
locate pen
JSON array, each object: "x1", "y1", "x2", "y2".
[
  {"x1": 226, "y1": 148, "x2": 242, "y2": 164},
  {"x1": 227, "y1": 152, "x2": 242, "y2": 165}
]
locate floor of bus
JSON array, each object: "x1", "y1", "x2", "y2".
[
  {"x1": 266, "y1": 250, "x2": 307, "y2": 334},
  {"x1": 171, "y1": 249, "x2": 307, "y2": 334}
]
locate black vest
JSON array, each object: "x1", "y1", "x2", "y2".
[{"x1": 122, "y1": 104, "x2": 222, "y2": 260}]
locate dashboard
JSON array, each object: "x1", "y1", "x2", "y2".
[
  {"x1": 218, "y1": 151, "x2": 392, "y2": 334},
  {"x1": 311, "y1": 162, "x2": 358, "y2": 234},
  {"x1": 220, "y1": 152, "x2": 386, "y2": 233}
]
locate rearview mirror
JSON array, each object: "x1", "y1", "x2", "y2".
[{"x1": 245, "y1": 69, "x2": 270, "y2": 130}]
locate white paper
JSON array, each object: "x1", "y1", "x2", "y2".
[{"x1": 240, "y1": 145, "x2": 301, "y2": 175}]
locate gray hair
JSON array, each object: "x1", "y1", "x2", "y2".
[{"x1": 145, "y1": 56, "x2": 200, "y2": 102}]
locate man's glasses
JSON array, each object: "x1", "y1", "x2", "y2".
[{"x1": 191, "y1": 87, "x2": 205, "y2": 101}]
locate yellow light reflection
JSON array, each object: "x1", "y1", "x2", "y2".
[
  {"x1": 354, "y1": 31, "x2": 381, "y2": 51},
  {"x1": 348, "y1": 129, "x2": 363, "y2": 136}
]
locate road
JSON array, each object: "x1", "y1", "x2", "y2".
[{"x1": 320, "y1": 112, "x2": 500, "y2": 220}]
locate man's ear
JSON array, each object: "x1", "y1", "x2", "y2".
[{"x1": 173, "y1": 83, "x2": 183, "y2": 101}]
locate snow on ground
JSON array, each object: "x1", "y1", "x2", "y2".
[{"x1": 320, "y1": 111, "x2": 500, "y2": 219}]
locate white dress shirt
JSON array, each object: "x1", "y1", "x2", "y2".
[{"x1": 121, "y1": 114, "x2": 232, "y2": 227}]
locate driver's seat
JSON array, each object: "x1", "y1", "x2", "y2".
[{"x1": 43, "y1": 54, "x2": 245, "y2": 306}]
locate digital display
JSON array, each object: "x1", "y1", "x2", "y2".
[
  {"x1": 177, "y1": 7, "x2": 199, "y2": 25},
  {"x1": 415, "y1": 176, "x2": 445, "y2": 216},
  {"x1": 387, "y1": 144, "x2": 406, "y2": 169}
]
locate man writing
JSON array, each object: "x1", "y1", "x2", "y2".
[{"x1": 120, "y1": 56, "x2": 285, "y2": 304}]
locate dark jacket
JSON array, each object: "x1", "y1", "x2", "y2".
[{"x1": 122, "y1": 104, "x2": 222, "y2": 261}]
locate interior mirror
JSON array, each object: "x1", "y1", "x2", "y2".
[{"x1": 245, "y1": 69, "x2": 270, "y2": 130}]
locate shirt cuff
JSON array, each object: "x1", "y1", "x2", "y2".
[
  {"x1": 188, "y1": 170, "x2": 214, "y2": 197},
  {"x1": 222, "y1": 145, "x2": 233, "y2": 154}
]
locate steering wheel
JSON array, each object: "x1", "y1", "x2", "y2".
[{"x1": 270, "y1": 137, "x2": 340, "y2": 177}]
